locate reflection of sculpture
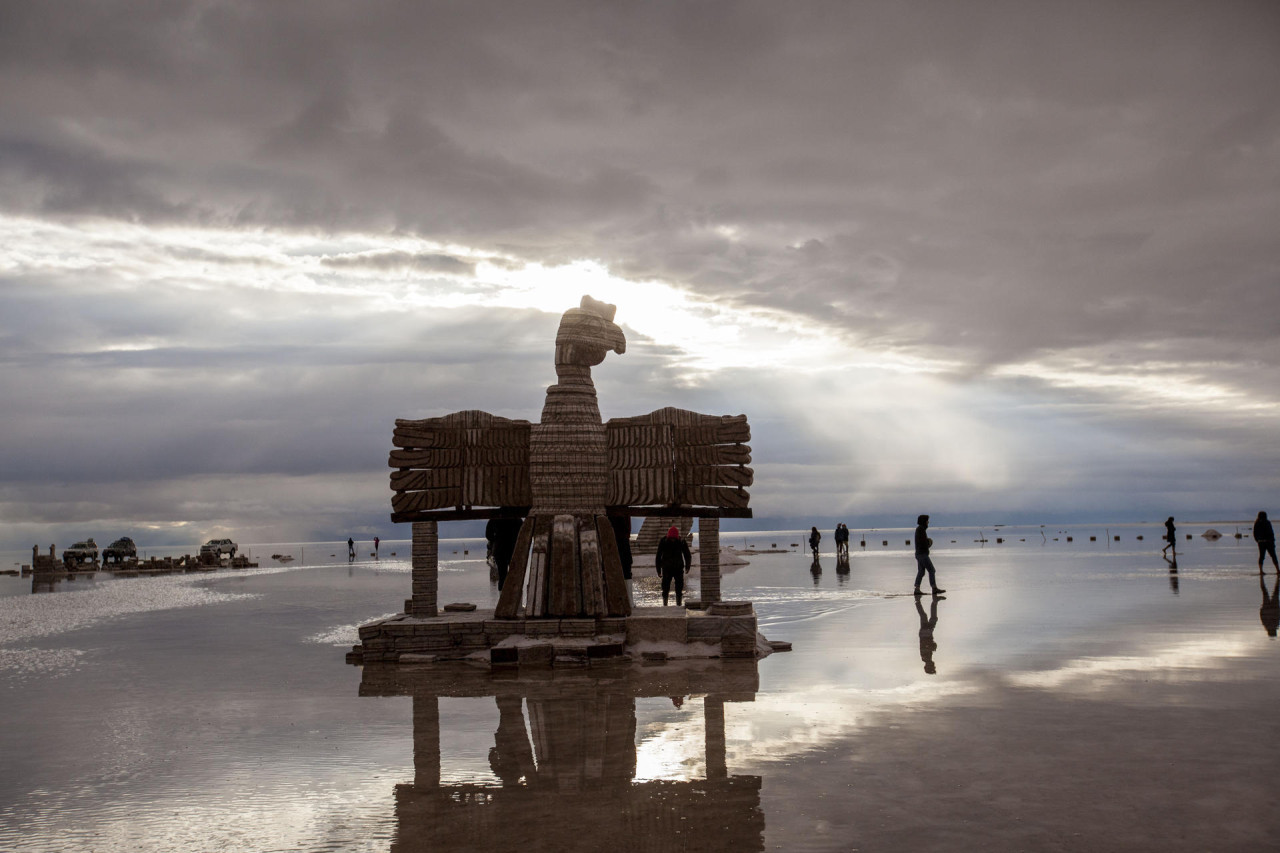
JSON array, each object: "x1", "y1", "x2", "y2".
[
  {"x1": 362, "y1": 662, "x2": 764, "y2": 852},
  {"x1": 388, "y1": 296, "x2": 753, "y2": 618}
]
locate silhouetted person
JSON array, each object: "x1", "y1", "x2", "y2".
[
  {"x1": 1260, "y1": 574, "x2": 1279, "y2": 638},
  {"x1": 808, "y1": 526, "x2": 821, "y2": 559},
  {"x1": 374, "y1": 536, "x2": 380, "y2": 558},
  {"x1": 916, "y1": 595, "x2": 940, "y2": 675},
  {"x1": 913, "y1": 514, "x2": 945, "y2": 596},
  {"x1": 485, "y1": 517, "x2": 524, "y2": 590},
  {"x1": 834, "y1": 523, "x2": 850, "y2": 558},
  {"x1": 610, "y1": 516, "x2": 634, "y2": 581},
  {"x1": 1162, "y1": 517, "x2": 1176, "y2": 559},
  {"x1": 655, "y1": 525, "x2": 691, "y2": 606},
  {"x1": 1255, "y1": 511, "x2": 1278, "y2": 572},
  {"x1": 347, "y1": 537, "x2": 355, "y2": 561}
]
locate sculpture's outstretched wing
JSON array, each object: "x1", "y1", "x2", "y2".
[
  {"x1": 389, "y1": 410, "x2": 532, "y2": 518},
  {"x1": 606, "y1": 407, "x2": 752, "y2": 510}
]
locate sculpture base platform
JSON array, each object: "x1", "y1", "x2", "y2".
[{"x1": 350, "y1": 603, "x2": 772, "y2": 666}]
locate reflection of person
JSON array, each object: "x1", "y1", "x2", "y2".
[
  {"x1": 809, "y1": 526, "x2": 821, "y2": 558},
  {"x1": 1260, "y1": 574, "x2": 1279, "y2": 638},
  {"x1": 810, "y1": 556, "x2": 822, "y2": 584},
  {"x1": 347, "y1": 537, "x2": 355, "y2": 561},
  {"x1": 1255, "y1": 511, "x2": 1278, "y2": 572},
  {"x1": 489, "y1": 695, "x2": 536, "y2": 786},
  {"x1": 1162, "y1": 517, "x2": 1176, "y2": 558},
  {"x1": 916, "y1": 595, "x2": 941, "y2": 674},
  {"x1": 485, "y1": 517, "x2": 524, "y2": 590},
  {"x1": 913, "y1": 515, "x2": 945, "y2": 596},
  {"x1": 656, "y1": 526, "x2": 692, "y2": 606}
]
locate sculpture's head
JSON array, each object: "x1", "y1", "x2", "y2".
[{"x1": 555, "y1": 295, "x2": 626, "y2": 368}]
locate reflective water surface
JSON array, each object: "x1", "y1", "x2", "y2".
[{"x1": 2, "y1": 526, "x2": 1279, "y2": 851}]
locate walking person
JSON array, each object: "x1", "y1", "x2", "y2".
[
  {"x1": 655, "y1": 525, "x2": 692, "y2": 606},
  {"x1": 913, "y1": 514, "x2": 945, "y2": 597},
  {"x1": 347, "y1": 537, "x2": 355, "y2": 561},
  {"x1": 808, "y1": 526, "x2": 821, "y2": 559},
  {"x1": 1256, "y1": 511, "x2": 1278, "y2": 572},
  {"x1": 1161, "y1": 517, "x2": 1176, "y2": 559}
]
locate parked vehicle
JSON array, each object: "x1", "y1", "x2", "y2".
[
  {"x1": 102, "y1": 537, "x2": 137, "y2": 563},
  {"x1": 62, "y1": 538, "x2": 98, "y2": 567},
  {"x1": 200, "y1": 538, "x2": 238, "y2": 559}
]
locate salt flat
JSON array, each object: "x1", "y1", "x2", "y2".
[{"x1": 1, "y1": 525, "x2": 1276, "y2": 851}]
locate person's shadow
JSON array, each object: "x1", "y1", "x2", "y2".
[
  {"x1": 1260, "y1": 574, "x2": 1279, "y2": 639},
  {"x1": 810, "y1": 556, "x2": 822, "y2": 585},
  {"x1": 916, "y1": 595, "x2": 943, "y2": 675}
]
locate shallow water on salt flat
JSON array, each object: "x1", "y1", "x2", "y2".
[{"x1": 2, "y1": 526, "x2": 1278, "y2": 852}]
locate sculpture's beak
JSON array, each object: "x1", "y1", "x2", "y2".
[{"x1": 606, "y1": 321, "x2": 626, "y2": 355}]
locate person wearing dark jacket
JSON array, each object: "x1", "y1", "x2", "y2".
[
  {"x1": 808, "y1": 527, "x2": 821, "y2": 559},
  {"x1": 610, "y1": 516, "x2": 634, "y2": 580},
  {"x1": 1162, "y1": 517, "x2": 1176, "y2": 559},
  {"x1": 913, "y1": 514, "x2": 945, "y2": 597},
  {"x1": 655, "y1": 525, "x2": 692, "y2": 606},
  {"x1": 1256, "y1": 511, "x2": 1278, "y2": 572},
  {"x1": 485, "y1": 517, "x2": 525, "y2": 590}
]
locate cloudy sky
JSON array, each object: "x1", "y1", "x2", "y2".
[{"x1": 2, "y1": 1, "x2": 1277, "y2": 548}]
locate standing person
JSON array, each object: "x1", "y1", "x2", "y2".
[
  {"x1": 913, "y1": 515, "x2": 945, "y2": 596},
  {"x1": 808, "y1": 526, "x2": 821, "y2": 559},
  {"x1": 1256, "y1": 511, "x2": 1278, "y2": 572},
  {"x1": 655, "y1": 525, "x2": 692, "y2": 607},
  {"x1": 1162, "y1": 517, "x2": 1176, "y2": 559},
  {"x1": 374, "y1": 536, "x2": 380, "y2": 558},
  {"x1": 610, "y1": 516, "x2": 635, "y2": 604},
  {"x1": 347, "y1": 537, "x2": 355, "y2": 561},
  {"x1": 486, "y1": 517, "x2": 524, "y2": 590},
  {"x1": 834, "y1": 523, "x2": 850, "y2": 558}
]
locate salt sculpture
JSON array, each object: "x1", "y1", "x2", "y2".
[{"x1": 388, "y1": 296, "x2": 753, "y2": 619}]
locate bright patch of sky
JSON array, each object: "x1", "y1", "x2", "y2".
[{"x1": 1, "y1": 214, "x2": 943, "y2": 378}]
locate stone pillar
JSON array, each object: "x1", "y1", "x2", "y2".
[
  {"x1": 410, "y1": 521, "x2": 438, "y2": 617},
  {"x1": 413, "y1": 692, "x2": 441, "y2": 788},
  {"x1": 699, "y1": 517, "x2": 721, "y2": 604},
  {"x1": 704, "y1": 696, "x2": 727, "y2": 780}
]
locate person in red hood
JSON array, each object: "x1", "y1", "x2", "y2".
[{"x1": 655, "y1": 525, "x2": 692, "y2": 606}]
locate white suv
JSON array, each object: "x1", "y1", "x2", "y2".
[{"x1": 200, "y1": 538, "x2": 238, "y2": 558}]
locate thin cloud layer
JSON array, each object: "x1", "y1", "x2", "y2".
[{"x1": 1, "y1": 1, "x2": 1277, "y2": 546}]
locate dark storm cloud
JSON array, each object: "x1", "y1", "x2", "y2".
[{"x1": 320, "y1": 251, "x2": 475, "y2": 275}]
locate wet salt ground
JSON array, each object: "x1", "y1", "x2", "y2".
[{"x1": 1, "y1": 527, "x2": 1279, "y2": 851}]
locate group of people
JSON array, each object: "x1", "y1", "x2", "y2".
[
  {"x1": 808, "y1": 524, "x2": 851, "y2": 558},
  {"x1": 1160, "y1": 512, "x2": 1277, "y2": 572},
  {"x1": 345, "y1": 536, "x2": 380, "y2": 561},
  {"x1": 810, "y1": 516, "x2": 945, "y2": 596}
]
